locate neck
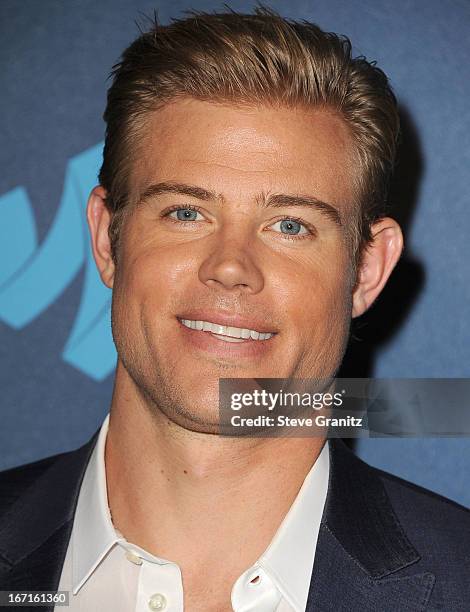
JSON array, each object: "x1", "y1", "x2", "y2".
[{"x1": 105, "y1": 362, "x2": 326, "y2": 578}]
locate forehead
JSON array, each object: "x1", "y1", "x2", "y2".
[{"x1": 130, "y1": 98, "x2": 356, "y2": 210}]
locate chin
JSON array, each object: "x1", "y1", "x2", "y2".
[
  {"x1": 159, "y1": 402, "x2": 223, "y2": 435},
  {"x1": 146, "y1": 377, "x2": 224, "y2": 433}
]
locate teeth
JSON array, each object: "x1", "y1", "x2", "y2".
[
  {"x1": 180, "y1": 319, "x2": 274, "y2": 341},
  {"x1": 211, "y1": 333, "x2": 246, "y2": 343}
]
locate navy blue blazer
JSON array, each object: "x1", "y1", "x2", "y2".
[{"x1": 0, "y1": 434, "x2": 469, "y2": 611}]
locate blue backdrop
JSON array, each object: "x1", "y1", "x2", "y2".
[{"x1": 1, "y1": 0, "x2": 469, "y2": 506}]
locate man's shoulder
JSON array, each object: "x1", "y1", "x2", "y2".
[
  {"x1": 375, "y1": 462, "x2": 470, "y2": 524},
  {"x1": 324, "y1": 441, "x2": 470, "y2": 608},
  {"x1": 0, "y1": 430, "x2": 99, "y2": 525},
  {"x1": 0, "y1": 450, "x2": 72, "y2": 517},
  {"x1": 332, "y1": 440, "x2": 469, "y2": 529},
  {"x1": 371, "y1": 461, "x2": 470, "y2": 560}
]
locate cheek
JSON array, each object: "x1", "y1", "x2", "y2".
[
  {"x1": 116, "y1": 232, "x2": 198, "y2": 308},
  {"x1": 296, "y1": 283, "x2": 351, "y2": 348},
  {"x1": 287, "y1": 258, "x2": 353, "y2": 378},
  {"x1": 270, "y1": 243, "x2": 352, "y2": 329},
  {"x1": 316, "y1": 261, "x2": 353, "y2": 341}
]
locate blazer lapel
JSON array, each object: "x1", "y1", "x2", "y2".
[
  {"x1": 306, "y1": 439, "x2": 435, "y2": 611},
  {"x1": 0, "y1": 430, "x2": 100, "y2": 604}
]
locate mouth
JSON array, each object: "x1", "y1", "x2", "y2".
[{"x1": 177, "y1": 317, "x2": 277, "y2": 344}]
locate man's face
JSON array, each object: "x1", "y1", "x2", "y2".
[{"x1": 110, "y1": 99, "x2": 357, "y2": 431}]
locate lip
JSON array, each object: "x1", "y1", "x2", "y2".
[
  {"x1": 175, "y1": 310, "x2": 278, "y2": 358},
  {"x1": 176, "y1": 309, "x2": 279, "y2": 335}
]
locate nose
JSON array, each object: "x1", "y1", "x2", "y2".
[{"x1": 198, "y1": 228, "x2": 264, "y2": 295}]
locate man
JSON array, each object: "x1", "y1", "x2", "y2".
[{"x1": 0, "y1": 6, "x2": 468, "y2": 612}]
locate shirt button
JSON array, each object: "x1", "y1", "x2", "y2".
[
  {"x1": 148, "y1": 593, "x2": 167, "y2": 611},
  {"x1": 125, "y1": 549, "x2": 143, "y2": 565}
]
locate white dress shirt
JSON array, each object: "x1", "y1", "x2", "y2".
[{"x1": 56, "y1": 414, "x2": 329, "y2": 611}]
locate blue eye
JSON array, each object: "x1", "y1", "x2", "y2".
[
  {"x1": 168, "y1": 208, "x2": 202, "y2": 221},
  {"x1": 271, "y1": 219, "x2": 309, "y2": 235}
]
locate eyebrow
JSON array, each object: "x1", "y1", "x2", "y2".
[
  {"x1": 138, "y1": 181, "x2": 222, "y2": 205},
  {"x1": 137, "y1": 181, "x2": 342, "y2": 226},
  {"x1": 258, "y1": 192, "x2": 342, "y2": 226}
]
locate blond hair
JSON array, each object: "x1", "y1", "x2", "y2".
[{"x1": 99, "y1": 6, "x2": 399, "y2": 261}]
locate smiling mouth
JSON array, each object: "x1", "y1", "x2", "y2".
[{"x1": 178, "y1": 318, "x2": 276, "y2": 343}]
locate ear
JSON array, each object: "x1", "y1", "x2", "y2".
[
  {"x1": 86, "y1": 185, "x2": 115, "y2": 289},
  {"x1": 352, "y1": 217, "x2": 403, "y2": 318}
]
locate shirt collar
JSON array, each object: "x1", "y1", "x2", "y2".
[
  {"x1": 72, "y1": 413, "x2": 329, "y2": 609},
  {"x1": 256, "y1": 440, "x2": 329, "y2": 611},
  {"x1": 72, "y1": 413, "x2": 116, "y2": 594}
]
